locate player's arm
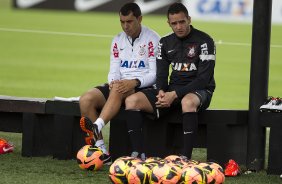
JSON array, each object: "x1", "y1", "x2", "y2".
[
  {"x1": 156, "y1": 38, "x2": 170, "y2": 92},
  {"x1": 108, "y1": 37, "x2": 121, "y2": 85}
]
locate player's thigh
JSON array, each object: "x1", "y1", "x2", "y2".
[
  {"x1": 125, "y1": 92, "x2": 154, "y2": 113},
  {"x1": 182, "y1": 90, "x2": 213, "y2": 112},
  {"x1": 80, "y1": 86, "x2": 107, "y2": 109},
  {"x1": 108, "y1": 85, "x2": 135, "y2": 102}
]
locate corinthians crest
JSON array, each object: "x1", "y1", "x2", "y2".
[
  {"x1": 139, "y1": 44, "x2": 146, "y2": 56},
  {"x1": 187, "y1": 45, "x2": 197, "y2": 58}
]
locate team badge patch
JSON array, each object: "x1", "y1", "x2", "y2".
[
  {"x1": 113, "y1": 43, "x2": 119, "y2": 58},
  {"x1": 139, "y1": 44, "x2": 146, "y2": 56},
  {"x1": 187, "y1": 45, "x2": 197, "y2": 58}
]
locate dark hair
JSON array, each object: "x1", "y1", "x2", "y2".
[
  {"x1": 167, "y1": 3, "x2": 189, "y2": 19},
  {"x1": 120, "y1": 3, "x2": 141, "y2": 18}
]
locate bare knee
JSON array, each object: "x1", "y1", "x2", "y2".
[
  {"x1": 125, "y1": 92, "x2": 154, "y2": 113},
  {"x1": 125, "y1": 94, "x2": 140, "y2": 109},
  {"x1": 181, "y1": 94, "x2": 200, "y2": 112},
  {"x1": 79, "y1": 89, "x2": 105, "y2": 116}
]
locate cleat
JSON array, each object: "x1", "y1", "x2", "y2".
[
  {"x1": 271, "y1": 97, "x2": 282, "y2": 113},
  {"x1": 80, "y1": 117, "x2": 96, "y2": 145},
  {"x1": 0, "y1": 138, "x2": 14, "y2": 155},
  {"x1": 260, "y1": 96, "x2": 275, "y2": 112},
  {"x1": 102, "y1": 153, "x2": 112, "y2": 165},
  {"x1": 140, "y1": 153, "x2": 146, "y2": 161},
  {"x1": 85, "y1": 136, "x2": 95, "y2": 145},
  {"x1": 224, "y1": 159, "x2": 240, "y2": 176},
  {"x1": 130, "y1": 151, "x2": 146, "y2": 161},
  {"x1": 92, "y1": 123, "x2": 100, "y2": 142},
  {"x1": 131, "y1": 151, "x2": 139, "y2": 158}
]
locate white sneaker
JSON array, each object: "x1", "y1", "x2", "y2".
[
  {"x1": 260, "y1": 96, "x2": 276, "y2": 112},
  {"x1": 271, "y1": 97, "x2": 282, "y2": 112}
]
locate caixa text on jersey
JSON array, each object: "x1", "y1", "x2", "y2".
[{"x1": 120, "y1": 60, "x2": 146, "y2": 68}]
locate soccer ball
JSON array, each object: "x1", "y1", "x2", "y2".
[
  {"x1": 205, "y1": 162, "x2": 225, "y2": 184},
  {"x1": 127, "y1": 162, "x2": 151, "y2": 184},
  {"x1": 150, "y1": 163, "x2": 180, "y2": 184},
  {"x1": 144, "y1": 157, "x2": 164, "y2": 169},
  {"x1": 198, "y1": 162, "x2": 224, "y2": 184},
  {"x1": 145, "y1": 157, "x2": 163, "y2": 163},
  {"x1": 76, "y1": 145, "x2": 103, "y2": 171},
  {"x1": 179, "y1": 165, "x2": 207, "y2": 184},
  {"x1": 164, "y1": 155, "x2": 190, "y2": 169},
  {"x1": 109, "y1": 156, "x2": 141, "y2": 184}
]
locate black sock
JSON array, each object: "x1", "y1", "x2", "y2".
[
  {"x1": 182, "y1": 112, "x2": 198, "y2": 159},
  {"x1": 126, "y1": 110, "x2": 144, "y2": 154}
]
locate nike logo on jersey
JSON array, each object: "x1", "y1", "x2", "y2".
[
  {"x1": 184, "y1": 131, "x2": 193, "y2": 135},
  {"x1": 16, "y1": 0, "x2": 46, "y2": 8},
  {"x1": 167, "y1": 49, "x2": 174, "y2": 53}
]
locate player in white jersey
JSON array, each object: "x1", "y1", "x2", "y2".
[{"x1": 79, "y1": 2, "x2": 160, "y2": 163}]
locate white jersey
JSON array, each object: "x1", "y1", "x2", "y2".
[{"x1": 108, "y1": 26, "x2": 160, "y2": 88}]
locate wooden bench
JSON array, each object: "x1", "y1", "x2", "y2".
[
  {"x1": 110, "y1": 108, "x2": 248, "y2": 167},
  {"x1": 0, "y1": 95, "x2": 249, "y2": 167},
  {"x1": 0, "y1": 95, "x2": 84, "y2": 159}
]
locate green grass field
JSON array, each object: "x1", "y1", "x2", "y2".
[{"x1": 0, "y1": 0, "x2": 282, "y2": 183}]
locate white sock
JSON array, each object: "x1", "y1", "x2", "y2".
[
  {"x1": 94, "y1": 118, "x2": 105, "y2": 133},
  {"x1": 95, "y1": 139, "x2": 108, "y2": 154},
  {"x1": 95, "y1": 139, "x2": 104, "y2": 147}
]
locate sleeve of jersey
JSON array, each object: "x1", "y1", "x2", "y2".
[
  {"x1": 156, "y1": 38, "x2": 170, "y2": 91},
  {"x1": 108, "y1": 37, "x2": 121, "y2": 83},
  {"x1": 175, "y1": 40, "x2": 216, "y2": 98},
  {"x1": 137, "y1": 35, "x2": 160, "y2": 88}
]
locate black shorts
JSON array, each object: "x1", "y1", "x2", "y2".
[
  {"x1": 95, "y1": 83, "x2": 153, "y2": 100},
  {"x1": 95, "y1": 83, "x2": 110, "y2": 100},
  {"x1": 141, "y1": 88, "x2": 213, "y2": 119}
]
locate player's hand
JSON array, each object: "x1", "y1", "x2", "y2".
[
  {"x1": 114, "y1": 79, "x2": 136, "y2": 94},
  {"x1": 109, "y1": 80, "x2": 118, "y2": 90},
  {"x1": 156, "y1": 90, "x2": 165, "y2": 100},
  {"x1": 156, "y1": 91, "x2": 177, "y2": 108}
]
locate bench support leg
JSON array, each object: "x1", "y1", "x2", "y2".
[
  {"x1": 267, "y1": 125, "x2": 282, "y2": 174},
  {"x1": 207, "y1": 124, "x2": 247, "y2": 167}
]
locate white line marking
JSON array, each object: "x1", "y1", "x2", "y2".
[
  {"x1": 0, "y1": 27, "x2": 113, "y2": 38},
  {"x1": 215, "y1": 40, "x2": 282, "y2": 48},
  {"x1": 0, "y1": 27, "x2": 282, "y2": 48}
]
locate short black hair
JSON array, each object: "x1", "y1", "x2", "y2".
[
  {"x1": 120, "y1": 3, "x2": 141, "y2": 18},
  {"x1": 167, "y1": 3, "x2": 189, "y2": 19}
]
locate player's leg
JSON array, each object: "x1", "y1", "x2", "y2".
[
  {"x1": 79, "y1": 87, "x2": 107, "y2": 145},
  {"x1": 79, "y1": 88, "x2": 106, "y2": 121},
  {"x1": 181, "y1": 90, "x2": 212, "y2": 159},
  {"x1": 79, "y1": 85, "x2": 111, "y2": 162},
  {"x1": 92, "y1": 83, "x2": 135, "y2": 141},
  {"x1": 125, "y1": 90, "x2": 156, "y2": 160}
]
